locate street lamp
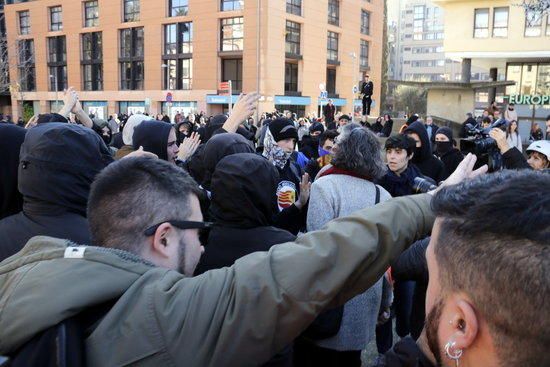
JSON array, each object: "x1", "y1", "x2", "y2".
[
  {"x1": 348, "y1": 52, "x2": 358, "y2": 122},
  {"x1": 49, "y1": 74, "x2": 59, "y2": 112}
]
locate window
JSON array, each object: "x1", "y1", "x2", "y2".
[
  {"x1": 18, "y1": 39, "x2": 35, "y2": 91},
  {"x1": 123, "y1": 0, "x2": 140, "y2": 22},
  {"x1": 414, "y1": 5, "x2": 424, "y2": 20},
  {"x1": 285, "y1": 62, "x2": 298, "y2": 92},
  {"x1": 47, "y1": 36, "x2": 67, "y2": 91},
  {"x1": 169, "y1": 0, "x2": 188, "y2": 17},
  {"x1": 360, "y1": 39, "x2": 369, "y2": 68},
  {"x1": 221, "y1": 17, "x2": 244, "y2": 51},
  {"x1": 18, "y1": 11, "x2": 30, "y2": 35},
  {"x1": 547, "y1": 15, "x2": 550, "y2": 36},
  {"x1": 81, "y1": 32, "x2": 103, "y2": 90},
  {"x1": 328, "y1": 0, "x2": 339, "y2": 26},
  {"x1": 326, "y1": 68, "x2": 336, "y2": 94},
  {"x1": 327, "y1": 31, "x2": 338, "y2": 62},
  {"x1": 119, "y1": 27, "x2": 144, "y2": 90},
  {"x1": 222, "y1": 59, "x2": 242, "y2": 92},
  {"x1": 474, "y1": 8, "x2": 489, "y2": 38},
  {"x1": 49, "y1": 6, "x2": 62, "y2": 31},
  {"x1": 221, "y1": 0, "x2": 243, "y2": 11},
  {"x1": 361, "y1": 10, "x2": 370, "y2": 35},
  {"x1": 493, "y1": 7, "x2": 508, "y2": 37},
  {"x1": 163, "y1": 22, "x2": 193, "y2": 90},
  {"x1": 84, "y1": 1, "x2": 99, "y2": 27},
  {"x1": 525, "y1": 10, "x2": 542, "y2": 37},
  {"x1": 285, "y1": 20, "x2": 301, "y2": 56},
  {"x1": 286, "y1": 0, "x2": 301, "y2": 16}
]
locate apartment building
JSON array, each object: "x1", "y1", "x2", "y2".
[
  {"x1": 4, "y1": 0, "x2": 384, "y2": 120},
  {"x1": 392, "y1": 0, "x2": 487, "y2": 83},
  {"x1": 434, "y1": 0, "x2": 550, "y2": 137}
]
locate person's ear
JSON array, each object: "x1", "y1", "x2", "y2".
[
  {"x1": 444, "y1": 297, "x2": 479, "y2": 356},
  {"x1": 152, "y1": 223, "x2": 173, "y2": 259}
]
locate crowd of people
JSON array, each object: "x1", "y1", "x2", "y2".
[{"x1": 0, "y1": 86, "x2": 548, "y2": 367}]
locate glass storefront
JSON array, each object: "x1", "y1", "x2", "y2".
[{"x1": 505, "y1": 62, "x2": 550, "y2": 143}]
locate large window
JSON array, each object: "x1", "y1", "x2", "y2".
[
  {"x1": 326, "y1": 68, "x2": 336, "y2": 94},
  {"x1": 84, "y1": 1, "x2": 99, "y2": 27},
  {"x1": 81, "y1": 32, "x2": 103, "y2": 91},
  {"x1": 547, "y1": 14, "x2": 550, "y2": 36},
  {"x1": 222, "y1": 59, "x2": 242, "y2": 92},
  {"x1": 285, "y1": 62, "x2": 298, "y2": 92},
  {"x1": 327, "y1": 31, "x2": 338, "y2": 62},
  {"x1": 123, "y1": 0, "x2": 140, "y2": 22},
  {"x1": 525, "y1": 10, "x2": 542, "y2": 37},
  {"x1": 328, "y1": 0, "x2": 339, "y2": 26},
  {"x1": 413, "y1": 19, "x2": 423, "y2": 40},
  {"x1": 360, "y1": 39, "x2": 369, "y2": 68},
  {"x1": 474, "y1": 8, "x2": 489, "y2": 38},
  {"x1": 221, "y1": 0, "x2": 243, "y2": 11},
  {"x1": 414, "y1": 5, "x2": 424, "y2": 20},
  {"x1": 285, "y1": 20, "x2": 301, "y2": 56},
  {"x1": 18, "y1": 39, "x2": 35, "y2": 91},
  {"x1": 361, "y1": 10, "x2": 370, "y2": 35},
  {"x1": 221, "y1": 17, "x2": 244, "y2": 51},
  {"x1": 286, "y1": 0, "x2": 301, "y2": 16},
  {"x1": 119, "y1": 27, "x2": 144, "y2": 90},
  {"x1": 18, "y1": 11, "x2": 30, "y2": 35},
  {"x1": 163, "y1": 22, "x2": 193, "y2": 90},
  {"x1": 169, "y1": 0, "x2": 188, "y2": 17},
  {"x1": 492, "y1": 7, "x2": 508, "y2": 37},
  {"x1": 49, "y1": 6, "x2": 62, "y2": 31},
  {"x1": 47, "y1": 36, "x2": 67, "y2": 91}
]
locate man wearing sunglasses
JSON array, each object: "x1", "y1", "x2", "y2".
[{"x1": 0, "y1": 155, "x2": 485, "y2": 366}]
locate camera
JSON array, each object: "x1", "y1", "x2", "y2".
[
  {"x1": 412, "y1": 177, "x2": 437, "y2": 194},
  {"x1": 460, "y1": 119, "x2": 507, "y2": 156}
]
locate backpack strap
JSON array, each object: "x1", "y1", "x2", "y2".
[{"x1": 375, "y1": 185, "x2": 381, "y2": 205}]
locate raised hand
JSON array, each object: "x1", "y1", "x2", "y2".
[{"x1": 177, "y1": 132, "x2": 201, "y2": 162}]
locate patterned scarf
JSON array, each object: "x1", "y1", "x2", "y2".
[{"x1": 263, "y1": 129, "x2": 292, "y2": 170}]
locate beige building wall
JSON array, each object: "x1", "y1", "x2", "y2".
[{"x1": 5, "y1": 0, "x2": 384, "y2": 120}]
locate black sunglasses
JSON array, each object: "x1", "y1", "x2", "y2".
[{"x1": 143, "y1": 220, "x2": 213, "y2": 237}]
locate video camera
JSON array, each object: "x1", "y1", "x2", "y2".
[{"x1": 460, "y1": 119, "x2": 507, "y2": 156}]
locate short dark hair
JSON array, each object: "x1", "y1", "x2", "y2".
[
  {"x1": 432, "y1": 170, "x2": 550, "y2": 366},
  {"x1": 87, "y1": 157, "x2": 201, "y2": 253},
  {"x1": 385, "y1": 134, "x2": 416, "y2": 157},
  {"x1": 332, "y1": 123, "x2": 386, "y2": 179},
  {"x1": 320, "y1": 129, "x2": 339, "y2": 147}
]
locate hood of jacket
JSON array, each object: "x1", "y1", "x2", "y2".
[
  {"x1": 201, "y1": 133, "x2": 255, "y2": 190},
  {"x1": 404, "y1": 121, "x2": 431, "y2": 163},
  {"x1": 0, "y1": 124, "x2": 26, "y2": 220},
  {"x1": 132, "y1": 120, "x2": 173, "y2": 161},
  {"x1": 175, "y1": 121, "x2": 193, "y2": 144},
  {"x1": 0, "y1": 236, "x2": 156, "y2": 354},
  {"x1": 210, "y1": 153, "x2": 279, "y2": 228},
  {"x1": 18, "y1": 123, "x2": 113, "y2": 217},
  {"x1": 122, "y1": 114, "x2": 152, "y2": 145}
]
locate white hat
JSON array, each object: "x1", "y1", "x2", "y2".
[
  {"x1": 122, "y1": 114, "x2": 153, "y2": 145},
  {"x1": 526, "y1": 140, "x2": 550, "y2": 160}
]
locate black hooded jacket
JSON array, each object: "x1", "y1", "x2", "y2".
[
  {"x1": 0, "y1": 123, "x2": 113, "y2": 261},
  {"x1": 404, "y1": 121, "x2": 446, "y2": 182},
  {"x1": 132, "y1": 120, "x2": 173, "y2": 161},
  {"x1": 0, "y1": 124, "x2": 26, "y2": 220},
  {"x1": 201, "y1": 133, "x2": 255, "y2": 192},
  {"x1": 195, "y1": 153, "x2": 295, "y2": 275}
]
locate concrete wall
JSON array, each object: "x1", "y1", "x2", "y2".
[
  {"x1": 5, "y1": 0, "x2": 384, "y2": 120},
  {"x1": 427, "y1": 88, "x2": 475, "y2": 122}
]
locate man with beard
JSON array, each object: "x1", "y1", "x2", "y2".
[{"x1": 422, "y1": 170, "x2": 549, "y2": 367}]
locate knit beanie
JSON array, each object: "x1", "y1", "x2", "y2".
[
  {"x1": 268, "y1": 118, "x2": 298, "y2": 142},
  {"x1": 437, "y1": 127, "x2": 453, "y2": 141},
  {"x1": 339, "y1": 115, "x2": 351, "y2": 122},
  {"x1": 309, "y1": 122, "x2": 325, "y2": 135}
]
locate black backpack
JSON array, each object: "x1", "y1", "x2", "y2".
[{"x1": 1, "y1": 300, "x2": 115, "y2": 367}]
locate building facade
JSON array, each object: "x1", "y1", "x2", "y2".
[
  {"x1": 4, "y1": 0, "x2": 384, "y2": 120},
  {"x1": 434, "y1": 0, "x2": 550, "y2": 140},
  {"x1": 392, "y1": 0, "x2": 487, "y2": 83}
]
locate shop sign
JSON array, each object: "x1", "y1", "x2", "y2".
[{"x1": 507, "y1": 95, "x2": 550, "y2": 105}]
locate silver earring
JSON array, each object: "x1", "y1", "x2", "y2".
[{"x1": 444, "y1": 341, "x2": 463, "y2": 367}]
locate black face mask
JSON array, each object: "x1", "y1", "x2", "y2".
[
  {"x1": 509, "y1": 107, "x2": 514, "y2": 111},
  {"x1": 436, "y1": 141, "x2": 453, "y2": 155}
]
